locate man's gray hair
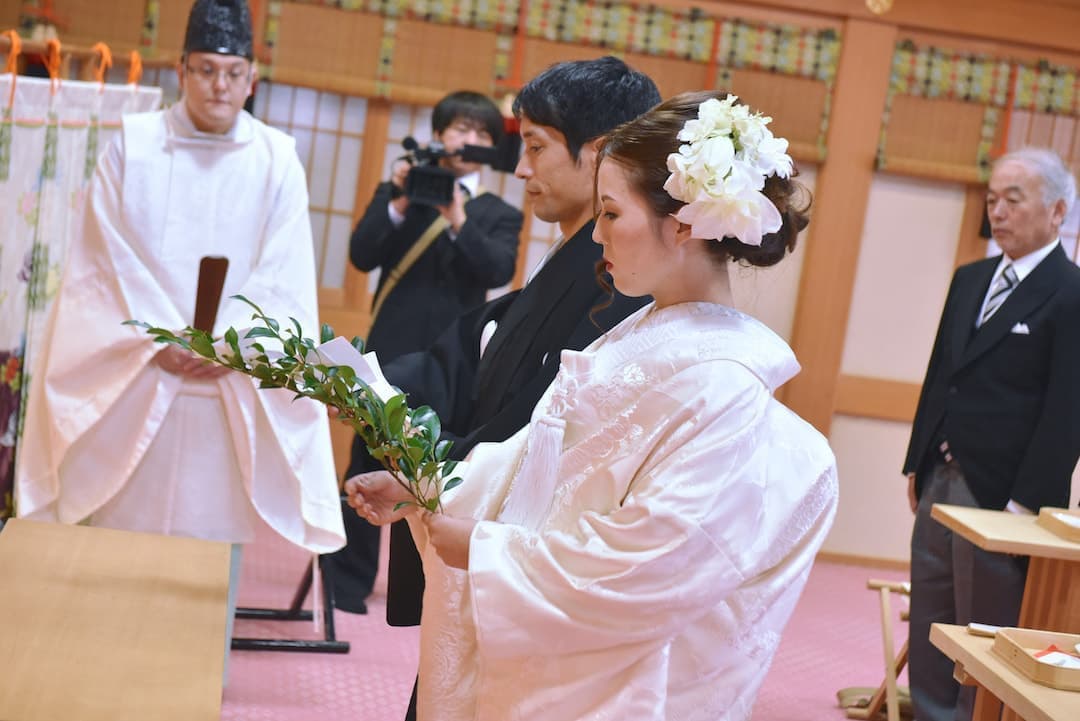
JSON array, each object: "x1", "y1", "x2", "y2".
[{"x1": 996, "y1": 147, "x2": 1077, "y2": 213}]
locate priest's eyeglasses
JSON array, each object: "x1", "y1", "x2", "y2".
[{"x1": 185, "y1": 63, "x2": 252, "y2": 87}]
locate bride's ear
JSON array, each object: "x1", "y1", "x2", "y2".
[{"x1": 666, "y1": 214, "x2": 694, "y2": 247}]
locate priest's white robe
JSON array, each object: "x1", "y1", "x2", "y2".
[
  {"x1": 409, "y1": 302, "x2": 838, "y2": 721},
  {"x1": 16, "y1": 103, "x2": 345, "y2": 552}
]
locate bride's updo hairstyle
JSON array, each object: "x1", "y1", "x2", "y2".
[{"x1": 596, "y1": 90, "x2": 810, "y2": 268}]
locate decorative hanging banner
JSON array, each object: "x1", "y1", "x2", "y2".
[
  {"x1": 262, "y1": 1, "x2": 283, "y2": 75},
  {"x1": 493, "y1": 32, "x2": 513, "y2": 84},
  {"x1": 408, "y1": 0, "x2": 519, "y2": 32},
  {"x1": 375, "y1": 18, "x2": 398, "y2": 98},
  {"x1": 878, "y1": 41, "x2": 1015, "y2": 179},
  {"x1": 718, "y1": 19, "x2": 840, "y2": 85},
  {"x1": 282, "y1": 0, "x2": 835, "y2": 73},
  {"x1": 268, "y1": 0, "x2": 840, "y2": 157},
  {"x1": 84, "y1": 117, "x2": 99, "y2": 180},
  {"x1": 0, "y1": 110, "x2": 11, "y2": 182},
  {"x1": 292, "y1": 0, "x2": 519, "y2": 32},
  {"x1": 887, "y1": 42, "x2": 1012, "y2": 106},
  {"x1": 141, "y1": 0, "x2": 160, "y2": 51},
  {"x1": 524, "y1": 0, "x2": 713, "y2": 61},
  {"x1": 1013, "y1": 61, "x2": 1079, "y2": 115}
]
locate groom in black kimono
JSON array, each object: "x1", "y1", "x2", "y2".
[{"x1": 340, "y1": 56, "x2": 660, "y2": 721}]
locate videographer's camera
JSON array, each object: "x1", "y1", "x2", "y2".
[{"x1": 396, "y1": 136, "x2": 502, "y2": 207}]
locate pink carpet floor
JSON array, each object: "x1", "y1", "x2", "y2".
[{"x1": 223, "y1": 521, "x2": 909, "y2": 721}]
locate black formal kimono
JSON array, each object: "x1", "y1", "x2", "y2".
[{"x1": 346, "y1": 220, "x2": 648, "y2": 627}]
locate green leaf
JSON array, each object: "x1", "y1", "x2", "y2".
[
  {"x1": 230, "y1": 294, "x2": 263, "y2": 317},
  {"x1": 289, "y1": 316, "x2": 303, "y2": 339},
  {"x1": 321, "y1": 323, "x2": 335, "y2": 344},
  {"x1": 386, "y1": 398, "x2": 407, "y2": 435},
  {"x1": 224, "y1": 327, "x2": 242, "y2": 363},
  {"x1": 350, "y1": 336, "x2": 365, "y2": 352},
  {"x1": 443, "y1": 477, "x2": 463, "y2": 493},
  {"x1": 356, "y1": 407, "x2": 376, "y2": 428},
  {"x1": 336, "y1": 365, "x2": 356, "y2": 385},
  {"x1": 412, "y1": 406, "x2": 441, "y2": 441},
  {"x1": 189, "y1": 334, "x2": 217, "y2": 359},
  {"x1": 244, "y1": 327, "x2": 279, "y2": 339},
  {"x1": 407, "y1": 445, "x2": 424, "y2": 466},
  {"x1": 152, "y1": 335, "x2": 192, "y2": 351}
]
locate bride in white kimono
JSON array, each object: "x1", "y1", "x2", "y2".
[{"x1": 349, "y1": 91, "x2": 839, "y2": 721}]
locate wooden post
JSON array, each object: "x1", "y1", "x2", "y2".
[{"x1": 779, "y1": 18, "x2": 897, "y2": 434}]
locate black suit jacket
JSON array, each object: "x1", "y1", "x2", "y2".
[
  {"x1": 350, "y1": 181, "x2": 523, "y2": 362},
  {"x1": 356, "y1": 220, "x2": 649, "y2": 625},
  {"x1": 903, "y1": 245, "x2": 1080, "y2": 511}
]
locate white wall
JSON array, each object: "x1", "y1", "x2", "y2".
[
  {"x1": 825, "y1": 415, "x2": 916, "y2": 560},
  {"x1": 827, "y1": 172, "x2": 968, "y2": 561},
  {"x1": 841, "y1": 174, "x2": 966, "y2": 382}
]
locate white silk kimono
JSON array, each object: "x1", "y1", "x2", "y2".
[
  {"x1": 409, "y1": 302, "x2": 838, "y2": 721},
  {"x1": 16, "y1": 103, "x2": 345, "y2": 552}
]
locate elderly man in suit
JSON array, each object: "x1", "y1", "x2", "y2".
[
  {"x1": 349, "y1": 56, "x2": 659, "y2": 721},
  {"x1": 903, "y1": 146, "x2": 1080, "y2": 721}
]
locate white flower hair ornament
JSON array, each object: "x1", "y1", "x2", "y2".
[{"x1": 663, "y1": 95, "x2": 794, "y2": 247}]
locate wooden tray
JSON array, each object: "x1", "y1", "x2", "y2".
[
  {"x1": 992, "y1": 627, "x2": 1080, "y2": 692},
  {"x1": 1036, "y1": 506, "x2": 1080, "y2": 543}
]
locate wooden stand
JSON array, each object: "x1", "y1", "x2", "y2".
[
  {"x1": 930, "y1": 504, "x2": 1080, "y2": 633},
  {"x1": 232, "y1": 555, "x2": 349, "y2": 654},
  {"x1": 931, "y1": 504, "x2": 1080, "y2": 721},
  {"x1": 931, "y1": 623, "x2": 1079, "y2": 721},
  {"x1": 0, "y1": 518, "x2": 231, "y2": 721},
  {"x1": 838, "y1": 579, "x2": 913, "y2": 721}
]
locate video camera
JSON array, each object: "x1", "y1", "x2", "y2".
[{"x1": 397, "y1": 136, "x2": 502, "y2": 207}]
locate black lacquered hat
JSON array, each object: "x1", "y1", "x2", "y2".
[{"x1": 183, "y1": 0, "x2": 254, "y2": 60}]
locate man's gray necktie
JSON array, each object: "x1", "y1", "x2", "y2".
[{"x1": 979, "y1": 263, "x2": 1018, "y2": 326}]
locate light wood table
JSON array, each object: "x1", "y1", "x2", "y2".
[
  {"x1": 0, "y1": 518, "x2": 231, "y2": 721},
  {"x1": 931, "y1": 504, "x2": 1080, "y2": 633},
  {"x1": 930, "y1": 623, "x2": 1080, "y2": 721}
]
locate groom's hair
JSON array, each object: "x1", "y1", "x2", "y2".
[{"x1": 513, "y1": 56, "x2": 660, "y2": 162}]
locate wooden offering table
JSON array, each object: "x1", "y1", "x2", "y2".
[
  {"x1": 930, "y1": 624, "x2": 1080, "y2": 721},
  {"x1": 931, "y1": 504, "x2": 1080, "y2": 633},
  {"x1": 0, "y1": 518, "x2": 231, "y2": 721}
]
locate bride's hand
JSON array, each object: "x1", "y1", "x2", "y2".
[
  {"x1": 344, "y1": 471, "x2": 414, "y2": 525},
  {"x1": 423, "y1": 512, "x2": 477, "y2": 570}
]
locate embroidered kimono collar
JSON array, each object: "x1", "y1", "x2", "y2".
[{"x1": 565, "y1": 301, "x2": 801, "y2": 393}]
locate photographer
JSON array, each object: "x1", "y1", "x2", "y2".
[
  {"x1": 350, "y1": 90, "x2": 523, "y2": 362},
  {"x1": 332, "y1": 90, "x2": 522, "y2": 613}
]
